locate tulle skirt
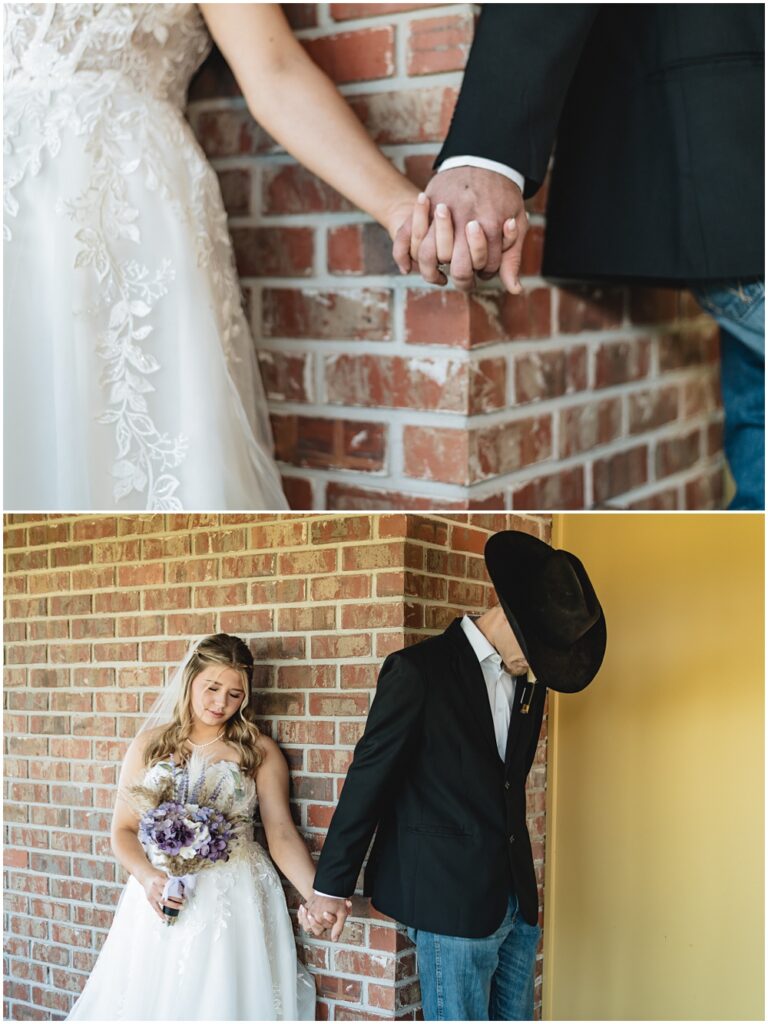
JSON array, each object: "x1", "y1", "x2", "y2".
[{"x1": 68, "y1": 843, "x2": 316, "y2": 1020}]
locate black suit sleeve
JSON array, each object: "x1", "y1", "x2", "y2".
[
  {"x1": 436, "y1": 4, "x2": 598, "y2": 197},
  {"x1": 312, "y1": 652, "x2": 426, "y2": 897}
]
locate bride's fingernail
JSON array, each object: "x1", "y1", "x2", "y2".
[
  {"x1": 417, "y1": 192, "x2": 427, "y2": 204},
  {"x1": 436, "y1": 203, "x2": 448, "y2": 217},
  {"x1": 505, "y1": 217, "x2": 517, "y2": 231},
  {"x1": 467, "y1": 220, "x2": 481, "y2": 233}
]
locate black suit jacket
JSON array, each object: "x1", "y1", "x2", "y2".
[
  {"x1": 437, "y1": 4, "x2": 764, "y2": 284},
  {"x1": 313, "y1": 619, "x2": 547, "y2": 937}
]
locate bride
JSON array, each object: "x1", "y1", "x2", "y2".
[
  {"x1": 4, "y1": 3, "x2": 421, "y2": 511},
  {"x1": 68, "y1": 633, "x2": 344, "y2": 1021}
]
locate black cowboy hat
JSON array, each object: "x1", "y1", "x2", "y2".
[{"x1": 484, "y1": 531, "x2": 606, "y2": 693}]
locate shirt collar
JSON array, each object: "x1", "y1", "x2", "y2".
[{"x1": 460, "y1": 614, "x2": 503, "y2": 666}]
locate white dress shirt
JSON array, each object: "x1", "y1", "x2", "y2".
[
  {"x1": 460, "y1": 614, "x2": 517, "y2": 760},
  {"x1": 437, "y1": 155, "x2": 526, "y2": 196}
]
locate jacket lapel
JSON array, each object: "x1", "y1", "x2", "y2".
[
  {"x1": 446, "y1": 618, "x2": 500, "y2": 763},
  {"x1": 504, "y1": 678, "x2": 527, "y2": 771}
]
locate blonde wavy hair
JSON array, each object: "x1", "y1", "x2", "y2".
[{"x1": 143, "y1": 634, "x2": 263, "y2": 775}]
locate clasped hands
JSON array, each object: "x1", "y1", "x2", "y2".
[
  {"x1": 298, "y1": 893, "x2": 353, "y2": 941},
  {"x1": 391, "y1": 167, "x2": 528, "y2": 294}
]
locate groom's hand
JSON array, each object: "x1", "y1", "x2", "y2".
[
  {"x1": 304, "y1": 893, "x2": 352, "y2": 941},
  {"x1": 395, "y1": 166, "x2": 528, "y2": 294}
]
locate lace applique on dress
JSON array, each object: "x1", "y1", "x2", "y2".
[{"x1": 4, "y1": 5, "x2": 259, "y2": 510}]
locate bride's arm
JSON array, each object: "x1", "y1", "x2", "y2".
[
  {"x1": 255, "y1": 735, "x2": 329, "y2": 903},
  {"x1": 197, "y1": 3, "x2": 419, "y2": 238},
  {"x1": 111, "y1": 735, "x2": 181, "y2": 921}
]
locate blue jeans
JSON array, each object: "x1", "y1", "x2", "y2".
[
  {"x1": 691, "y1": 279, "x2": 765, "y2": 510},
  {"x1": 407, "y1": 893, "x2": 541, "y2": 1021}
]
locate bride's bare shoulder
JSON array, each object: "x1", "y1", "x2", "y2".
[
  {"x1": 133, "y1": 724, "x2": 166, "y2": 748},
  {"x1": 255, "y1": 733, "x2": 281, "y2": 761},
  {"x1": 123, "y1": 725, "x2": 166, "y2": 765},
  {"x1": 116, "y1": 727, "x2": 170, "y2": 788},
  {"x1": 253, "y1": 734, "x2": 291, "y2": 779}
]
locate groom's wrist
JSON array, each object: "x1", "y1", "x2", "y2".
[
  {"x1": 437, "y1": 156, "x2": 525, "y2": 195},
  {"x1": 312, "y1": 889, "x2": 348, "y2": 900}
]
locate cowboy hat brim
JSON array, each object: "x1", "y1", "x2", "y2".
[{"x1": 484, "y1": 531, "x2": 606, "y2": 693}]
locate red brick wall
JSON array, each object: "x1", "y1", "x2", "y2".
[
  {"x1": 3, "y1": 512, "x2": 551, "y2": 1021},
  {"x1": 187, "y1": 3, "x2": 725, "y2": 511}
]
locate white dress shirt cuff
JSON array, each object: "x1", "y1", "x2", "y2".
[
  {"x1": 437, "y1": 156, "x2": 525, "y2": 195},
  {"x1": 312, "y1": 889, "x2": 348, "y2": 900}
]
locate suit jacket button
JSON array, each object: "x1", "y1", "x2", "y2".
[
  {"x1": 504, "y1": 781, "x2": 510, "y2": 790},
  {"x1": 509, "y1": 834, "x2": 515, "y2": 844}
]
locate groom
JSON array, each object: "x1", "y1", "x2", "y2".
[
  {"x1": 393, "y1": 4, "x2": 765, "y2": 510},
  {"x1": 304, "y1": 530, "x2": 607, "y2": 1020}
]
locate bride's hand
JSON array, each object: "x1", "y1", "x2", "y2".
[
  {"x1": 140, "y1": 868, "x2": 183, "y2": 922},
  {"x1": 393, "y1": 191, "x2": 430, "y2": 277},
  {"x1": 298, "y1": 903, "x2": 326, "y2": 937},
  {"x1": 394, "y1": 197, "x2": 468, "y2": 287},
  {"x1": 394, "y1": 196, "x2": 518, "y2": 292},
  {"x1": 384, "y1": 192, "x2": 422, "y2": 245},
  {"x1": 300, "y1": 895, "x2": 353, "y2": 940}
]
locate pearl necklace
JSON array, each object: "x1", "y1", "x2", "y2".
[{"x1": 188, "y1": 729, "x2": 224, "y2": 749}]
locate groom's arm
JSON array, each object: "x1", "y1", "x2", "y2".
[
  {"x1": 312, "y1": 651, "x2": 426, "y2": 899},
  {"x1": 436, "y1": 3, "x2": 598, "y2": 198},
  {"x1": 395, "y1": 5, "x2": 599, "y2": 293}
]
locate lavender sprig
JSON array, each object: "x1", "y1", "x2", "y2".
[
  {"x1": 189, "y1": 767, "x2": 205, "y2": 805},
  {"x1": 177, "y1": 764, "x2": 189, "y2": 806},
  {"x1": 209, "y1": 774, "x2": 225, "y2": 806}
]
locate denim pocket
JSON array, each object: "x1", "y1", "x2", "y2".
[{"x1": 692, "y1": 279, "x2": 765, "y2": 323}]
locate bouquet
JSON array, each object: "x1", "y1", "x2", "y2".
[{"x1": 130, "y1": 751, "x2": 249, "y2": 924}]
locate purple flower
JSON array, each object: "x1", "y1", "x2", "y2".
[
  {"x1": 139, "y1": 801, "x2": 200, "y2": 856},
  {"x1": 139, "y1": 800, "x2": 237, "y2": 866}
]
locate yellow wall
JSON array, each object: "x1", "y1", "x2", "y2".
[{"x1": 543, "y1": 514, "x2": 764, "y2": 1021}]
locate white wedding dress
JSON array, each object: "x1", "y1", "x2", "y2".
[
  {"x1": 4, "y1": 4, "x2": 288, "y2": 510},
  {"x1": 68, "y1": 758, "x2": 316, "y2": 1020}
]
